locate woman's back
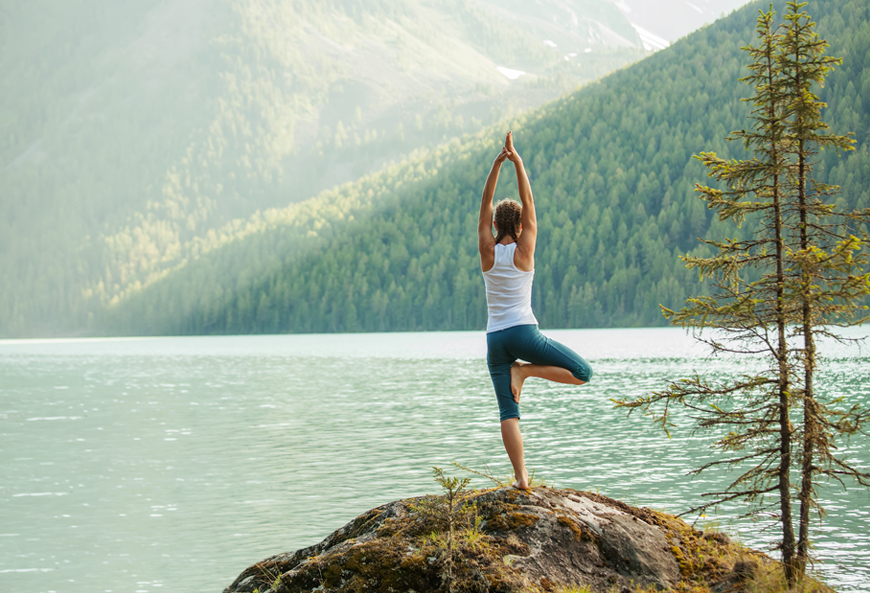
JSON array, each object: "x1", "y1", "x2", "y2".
[{"x1": 482, "y1": 242, "x2": 538, "y2": 333}]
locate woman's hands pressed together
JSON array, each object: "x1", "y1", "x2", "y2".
[
  {"x1": 504, "y1": 131, "x2": 521, "y2": 163},
  {"x1": 495, "y1": 131, "x2": 521, "y2": 165}
]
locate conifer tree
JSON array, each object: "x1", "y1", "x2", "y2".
[
  {"x1": 618, "y1": 3, "x2": 870, "y2": 585},
  {"x1": 777, "y1": 0, "x2": 870, "y2": 574}
]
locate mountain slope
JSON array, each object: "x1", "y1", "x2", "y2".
[
  {"x1": 0, "y1": 0, "x2": 649, "y2": 337},
  {"x1": 98, "y1": 0, "x2": 870, "y2": 335}
]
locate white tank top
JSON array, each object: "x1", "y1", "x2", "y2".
[{"x1": 482, "y1": 242, "x2": 538, "y2": 333}]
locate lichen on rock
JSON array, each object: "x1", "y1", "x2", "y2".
[{"x1": 222, "y1": 486, "x2": 787, "y2": 593}]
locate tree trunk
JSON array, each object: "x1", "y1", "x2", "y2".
[
  {"x1": 779, "y1": 386, "x2": 797, "y2": 582},
  {"x1": 796, "y1": 132, "x2": 817, "y2": 574},
  {"x1": 768, "y1": 35, "x2": 797, "y2": 585}
]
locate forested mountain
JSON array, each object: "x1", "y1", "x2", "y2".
[
  {"x1": 1, "y1": 0, "x2": 652, "y2": 337},
  {"x1": 95, "y1": 0, "x2": 870, "y2": 336}
]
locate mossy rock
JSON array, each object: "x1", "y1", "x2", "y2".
[{"x1": 223, "y1": 487, "x2": 824, "y2": 593}]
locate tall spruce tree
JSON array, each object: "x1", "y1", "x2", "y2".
[
  {"x1": 618, "y1": 3, "x2": 870, "y2": 585},
  {"x1": 777, "y1": 0, "x2": 870, "y2": 574}
]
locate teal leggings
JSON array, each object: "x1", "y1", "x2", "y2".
[{"x1": 486, "y1": 324, "x2": 593, "y2": 422}]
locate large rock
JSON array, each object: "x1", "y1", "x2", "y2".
[{"x1": 223, "y1": 486, "x2": 772, "y2": 593}]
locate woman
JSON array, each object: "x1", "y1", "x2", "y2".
[{"x1": 478, "y1": 131, "x2": 593, "y2": 490}]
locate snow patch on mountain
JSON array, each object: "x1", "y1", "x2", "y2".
[
  {"x1": 631, "y1": 24, "x2": 670, "y2": 51},
  {"x1": 496, "y1": 66, "x2": 525, "y2": 80}
]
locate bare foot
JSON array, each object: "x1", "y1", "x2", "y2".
[
  {"x1": 510, "y1": 362, "x2": 528, "y2": 403},
  {"x1": 511, "y1": 470, "x2": 530, "y2": 490}
]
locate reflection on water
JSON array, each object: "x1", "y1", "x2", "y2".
[{"x1": 1, "y1": 328, "x2": 868, "y2": 592}]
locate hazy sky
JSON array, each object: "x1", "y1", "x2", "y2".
[{"x1": 615, "y1": 0, "x2": 755, "y2": 41}]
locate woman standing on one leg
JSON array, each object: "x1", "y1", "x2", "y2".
[{"x1": 478, "y1": 131, "x2": 593, "y2": 490}]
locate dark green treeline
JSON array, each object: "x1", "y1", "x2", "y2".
[{"x1": 106, "y1": 0, "x2": 870, "y2": 335}]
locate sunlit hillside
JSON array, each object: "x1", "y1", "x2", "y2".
[
  {"x1": 97, "y1": 0, "x2": 870, "y2": 336},
  {"x1": 1, "y1": 0, "x2": 657, "y2": 337}
]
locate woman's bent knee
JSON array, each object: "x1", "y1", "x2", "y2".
[{"x1": 572, "y1": 359, "x2": 593, "y2": 383}]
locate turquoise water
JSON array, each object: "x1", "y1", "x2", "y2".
[{"x1": 1, "y1": 328, "x2": 868, "y2": 592}]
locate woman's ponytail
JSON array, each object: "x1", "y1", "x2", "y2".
[{"x1": 493, "y1": 199, "x2": 522, "y2": 244}]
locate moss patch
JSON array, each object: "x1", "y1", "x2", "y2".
[
  {"x1": 486, "y1": 511, "x2": 540, "y2": 532},
  {"x1": 280, "y1": 539, "x2": 439, "y2": 593}
]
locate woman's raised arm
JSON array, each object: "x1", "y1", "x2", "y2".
[
  {"x1": 478, "y1": 145, "x2": 509, "y2": 270},
  {"x1": 505, "y1": 132, "x2": 536, "y2": 270}
]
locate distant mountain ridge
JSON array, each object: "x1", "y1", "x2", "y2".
[
  {"x1": 97, "y1": 0, "x2": 870, "y2": 336},
  {"x1": 1, "y1": 0, "x2": 653, "y2": 337}
]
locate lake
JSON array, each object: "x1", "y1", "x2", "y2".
[{"x1": 1, "y1": 328, "x2": 868, "y2": 592}]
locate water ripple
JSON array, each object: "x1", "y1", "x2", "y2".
[{"x1": 0, "y1": 329, "x2": 867, "y2": 593}]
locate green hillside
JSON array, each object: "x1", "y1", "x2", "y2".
[
  {"x1": 0, "y1": 0, "x2": 648, "y2": 337},
  {"x1": 93, "y1": 0, "x2": 870, "y2": 336}
]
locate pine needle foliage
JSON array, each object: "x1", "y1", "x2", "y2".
[
  {"x1": 413, "y1": 467, "x2": 475, "y2": 593},
  {"x1": 616, "y1": 2, "x2": 870, "y2": 586}
]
